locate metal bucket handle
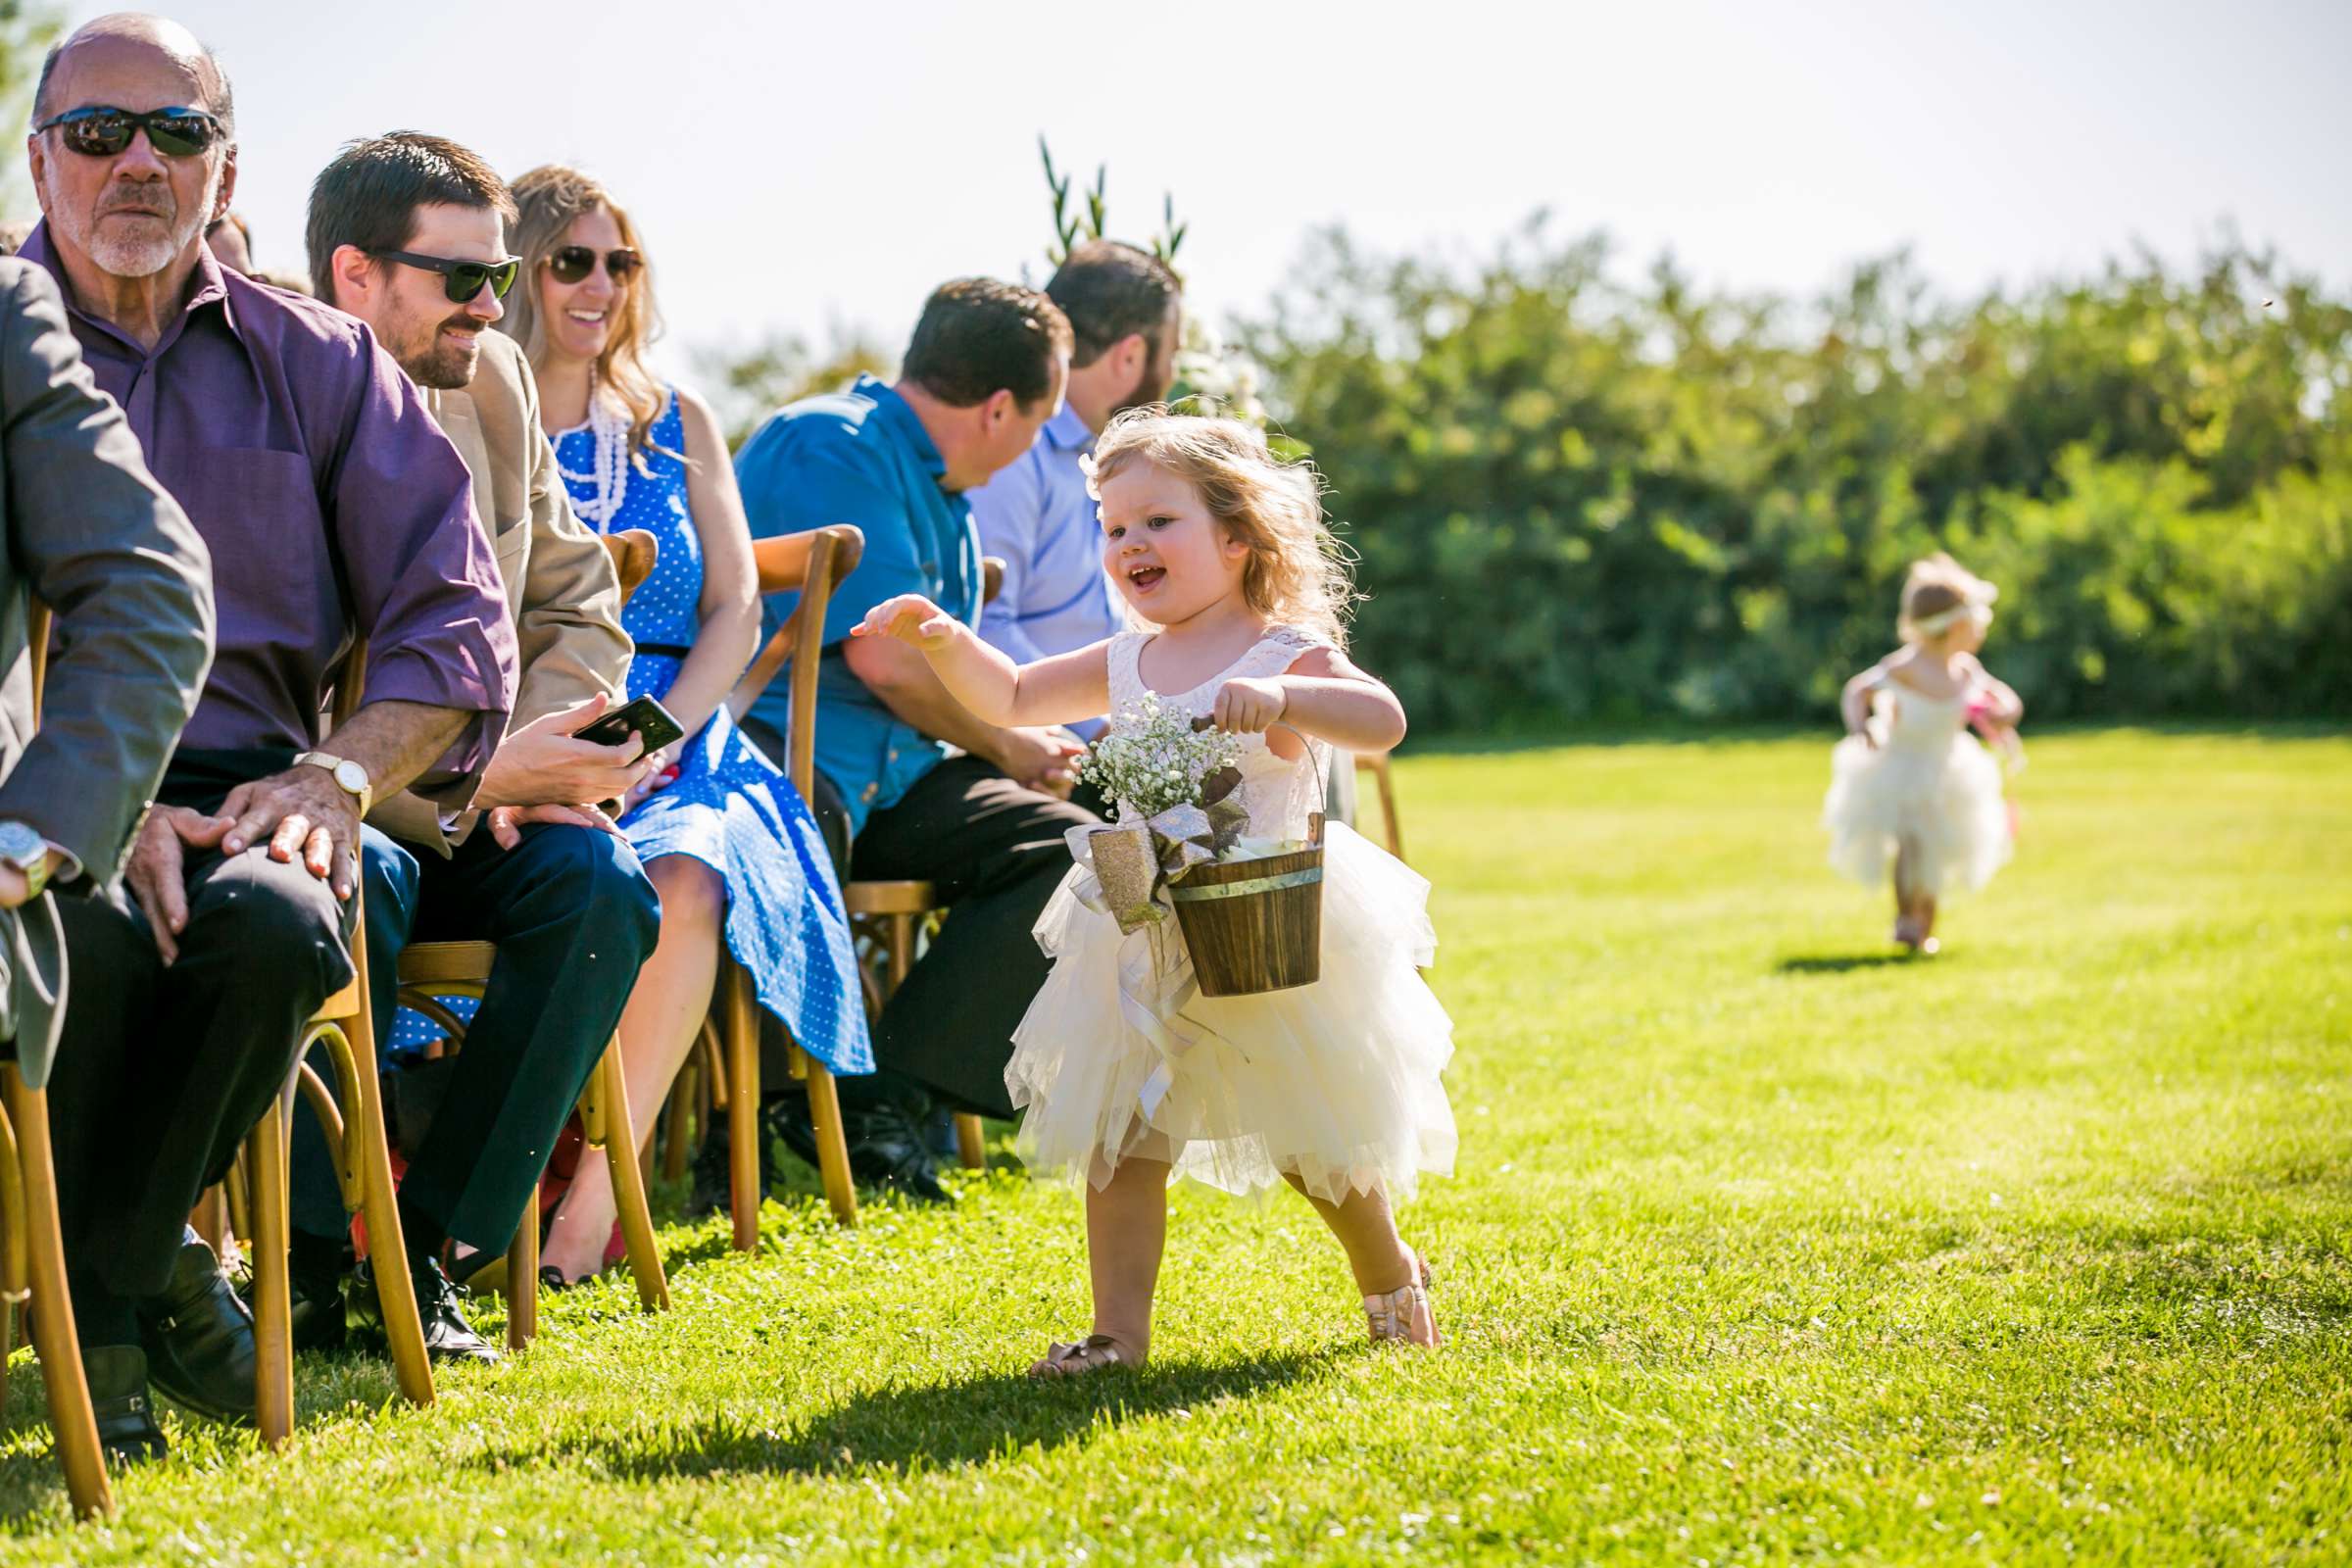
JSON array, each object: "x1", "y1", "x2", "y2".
[{"x1": 1191, "y1": 714, "x2": 1326, "y2": 847}]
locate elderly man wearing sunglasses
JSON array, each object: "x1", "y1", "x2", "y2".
[{"x1": 21, "y1": 14, "x2": 518, "y2": 1460}]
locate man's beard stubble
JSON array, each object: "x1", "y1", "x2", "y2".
[
  {"x1": 402, "y1": 312, "x2": 484, "y2": 391},
  {"x1": 68, "y1": 172, "x2": 215, "y2": 280}
]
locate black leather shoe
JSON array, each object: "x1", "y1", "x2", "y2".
[
  {"x1": 346, "y1": 1254, "x2": 499, "y2": 1366},
  {"x1": 83, "y1": 1345, "x2": 168, "y2": 1465},
  {"x1": 137, "y1": 1237, "x2": 256, "y2": 1425},
  {"x1": 286, "y1": 1260, "x2": 349, "y2": 1354},
  {"x1": 686, "y1": 1099, "x2": 789, "y2": 1218},
  {"x1": 815, "y1": 1102, "x2": 951, "y2": 1204}
]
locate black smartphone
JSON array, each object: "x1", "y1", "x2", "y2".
[{"x1": 574, "y1": 693, "x2": 686, "y2": 756}]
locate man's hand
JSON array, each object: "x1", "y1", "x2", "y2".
[
  {"x1": 992, "y1": 725, "x2": 1086, "y2": 799},
  {"x1": 475, "y1": 692, "x2": 660, "y2": 810},
  {"x1": 0, "y1": 849, "x2": 62, "y2": 909},
  {"x1": 853, "y1": 594, "x2": 962, "y2": 652},
  {"x1": 220, "y1": 765, "x2": 364, "y2": 901},
  {"x1": 486, "y1": 802, "x2": 619, "y2": 851},
  {"x1": 126, "y1": 806, "x2": 233, "y2": 963}
]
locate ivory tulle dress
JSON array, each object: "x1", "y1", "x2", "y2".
[
  {"x1": 1005, "y1": 626, "x2": 1457, "y2": 1204},
  {"x1": 1822, "y1": 681, "x2": 2012, "y2": 894}
]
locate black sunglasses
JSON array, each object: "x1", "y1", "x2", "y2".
[
  {"x1": 36, "y1": 105, "x2": 226, "y2": 159},
  {"x1": 545, "y1": 245, "x2": 642, "y2": 285},
  {"x1": 374, "y1": 249, "x2": 521, "y2": 305}
]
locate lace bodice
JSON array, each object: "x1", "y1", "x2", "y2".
[
  {"x1": 1871, "y1": 681, "x2": 1973, "y2": 754},
  {"x1": 1105, "y1": 626, "x2": 1332, "y2": 838}
]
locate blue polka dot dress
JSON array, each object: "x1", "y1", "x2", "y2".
[{"x1": 553, "y1": 389, "x2": 872, "y2": 1077}]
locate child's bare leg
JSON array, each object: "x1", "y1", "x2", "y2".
[
  {"x1": 1060, "y1": 1155, "x2": 1169, "y2": 1367},
  {"x1": 1283, "y1": 1173, "x2": 1416, "y2": 1297},
  {"x1": 1892, "y1": 836, "x2": 1925, "y2": 946}
]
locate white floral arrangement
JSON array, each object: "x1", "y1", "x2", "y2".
[{"x1": 1080, "y1": 693, "x2": 1245, "y2": 820}]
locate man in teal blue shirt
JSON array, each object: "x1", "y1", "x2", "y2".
[{"x1": 737, "y1": 279, "x2": 1091, "y2": 1197}]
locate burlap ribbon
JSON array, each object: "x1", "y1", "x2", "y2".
[
  {"x1": 1061, "y1": 765, "x2": 1250, "y2": 1118},
  {"x1": 1075, "y1": 764, "x2": 1249, "y2": 936}
]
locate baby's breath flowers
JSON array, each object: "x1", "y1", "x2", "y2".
[{"x1": 1080, "y1": 694, "x2": 1245, "y2": 819}]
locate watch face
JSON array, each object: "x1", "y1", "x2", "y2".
[
  {"x1": 0, "y1": 821, "x2": 44, "y2": 868},
  {"x1": 334, "y1": 760, "x2": 370, "y2": 795}
]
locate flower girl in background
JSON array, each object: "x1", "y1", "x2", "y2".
[
  {"x1": 855, "y1": 410, "x2": 1455, "y2": 1375},
  {"x1": 1823, "y1": 553, "x2": 2024, "y2": 954}
]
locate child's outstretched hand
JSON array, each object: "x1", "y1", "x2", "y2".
[
  {"x1": 853, "y1": 594, "x2": 960, "y2": 651},
  {"x1": 1211, "y1": 675, "x2": 1288, "y2": 734}
]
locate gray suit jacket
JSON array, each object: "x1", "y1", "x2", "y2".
[{"x1": 0, "y1": 259, "x2": 215, "y2": 1084}]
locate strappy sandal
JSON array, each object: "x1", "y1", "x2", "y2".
[
  {"x1": 1029, "y1": 1333, "x2": 1137, "y2": 1379},
  {"x1": 1364, "y1": 1250, "x2": 1441, "y2": 1348}
]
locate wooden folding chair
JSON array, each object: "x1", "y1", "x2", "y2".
[
  {"x1": 241, "y1": 644, "x2": 435, "y2": 1447},
  {"x1": 839, "y1": 555, "x2": 1011, "y2": 1174},
  {"x1": 391, "y1": 947, "x2": 668, "y2": 1344},
  {"x1": 0, "y1": 603, "x2": 113, "y2": 1516},
  {"x1": 0, "y1": 607, "x2": 111, "y2": 1515},
  {"x1": 1352, "y1": 751, "x2": 1406, "y2": 861},
  {"x1": 381, "y1": 530, "x2": 669, "y2": 1348},
  {"x1": 677, "y1": 523, "x2": 866, "y2": 1236}
]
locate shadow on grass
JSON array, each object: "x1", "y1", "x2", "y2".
[
  {"x1": 0, "y1": 1339, "x2": 420, "y2": 1527},
  {"x1": 1775, "y1": 952, "x2": 1936, "y2": 974},
  {"x1": 460, "y1": 1348, "x2": 1329, "y2": 1483}
]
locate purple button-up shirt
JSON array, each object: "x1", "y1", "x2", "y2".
[{"x1": 19, "y1": 223, "x2": 514, "y2": 801}]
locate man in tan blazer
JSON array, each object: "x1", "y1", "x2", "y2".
[{"x1": 289, "y1": 133, "x2": 662, "y2": 1363}]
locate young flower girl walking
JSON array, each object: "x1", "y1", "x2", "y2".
[
  {"x1": 855, "y1": 411, "x2": 1455, "y2": 1375},
  {"x1": 1823, "y1": 553, "x2": 2025, "y2": 953}
]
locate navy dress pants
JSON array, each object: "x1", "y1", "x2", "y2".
[{"x1": 288, "y1": 820, "x2": 659, "y2": 1254}]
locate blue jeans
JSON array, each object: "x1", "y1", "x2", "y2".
[{"x1": 288, "y1": 820, "x2": 659, "y2": 1252}]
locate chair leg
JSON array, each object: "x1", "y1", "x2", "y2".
[
  {"x1": 660, "y1": 1063, "x2": 695, "y2": 1184},
  {"x1": 722, "y1": 962, "x2": 760, "y2": 1252},
  {"x1": 189, "y1": 1186, "x2": 227, "y2": 1253},
  {"x1": 3, "y1": 1070, "x2": 113, "y2": 1518},
  {"x1": 590, "y1": 1043, "x2": 670, "y2": 1310},
  {"x1": 802, "y1": 1056, "x2": 858, "y2": 1226},
  {"x1": 955, "y1": 1113, "x2": 987, "y2": 1171},
  {"x1": 223, "y1": 1152, "x2": 251, "y2": 1246},
  {"x1": 246, "y1": 1082, "x2": 295, "y2": 1448},
  {"x1": 504, "y1": 1185, "x2": 539, "y2": 1351},
  {"x1": 1368, "y1": 752, "x2": 1404, "y2": 861},
  {"x1": 334, "y1": 1026, "x2": 434, "y2": 1409}
]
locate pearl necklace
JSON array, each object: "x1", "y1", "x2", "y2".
[{"x1": 558, "y1": 378, "x2": 632, "y2": 526}]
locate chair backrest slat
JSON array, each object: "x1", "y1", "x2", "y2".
[{"x1": 726, "y1": 525, "x2": 864, "y2": 802}]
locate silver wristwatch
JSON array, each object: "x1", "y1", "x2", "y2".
[{"x1": 0, "y1": 820, "x2": 54, "y2": 900}]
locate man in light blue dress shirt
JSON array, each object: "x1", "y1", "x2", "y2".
[{"x1": 967, "y1": 241, "x2": 1182, "y2": 740}]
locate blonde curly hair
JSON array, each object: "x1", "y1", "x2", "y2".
[
  {"x1": 1897, "y1": 552, "x2": 1999, "y2": 644},
  {"x1": 1087, "y1": 409, "x2": 1356, "y2": 648}
]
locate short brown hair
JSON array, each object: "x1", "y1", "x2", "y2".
[
  {"x1": 901, "y1": 278, "x2": 1072, "y2": 410},
  {"x1": 1048, "y1": 241, "x2": 1181, "y2": 368},
  {"x1": 306, "y1": 131, "x2": 516, "y2": 305}
]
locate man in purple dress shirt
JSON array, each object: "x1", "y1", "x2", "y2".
[{"x1": 23, "y1": 14, "x2": 517, "y2": 1459}]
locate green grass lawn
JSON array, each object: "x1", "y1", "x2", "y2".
[{"x1": 3, "y1": 728, "x2": 2347, "y2": 1564}]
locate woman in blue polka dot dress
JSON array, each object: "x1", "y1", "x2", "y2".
[{"x1": 504, "y1": 166, "x2": 871, "y2": 1280}]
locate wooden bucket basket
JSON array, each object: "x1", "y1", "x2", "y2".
[{"x1": 1167, "y1": 725, "x2": 1326, "y2": 997}]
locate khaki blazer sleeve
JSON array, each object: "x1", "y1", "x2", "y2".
[{"x1": 503, "y1": 343, "x2": 629, "y2": 730}]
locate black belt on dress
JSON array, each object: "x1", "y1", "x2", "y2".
[{"x1": 631, "y1": 643, "x2": 692, "y2": 661}]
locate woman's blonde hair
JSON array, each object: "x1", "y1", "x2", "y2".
[
  {"x1": 1897, "y1": 552, "x2": 1998, "y2": 644},
  {"x1": 500, "y1": 164, "x2": 667, "y2": 461},
  {"x1": 1087, "y1": 410, "x2": 1357, "y2": 648}
]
